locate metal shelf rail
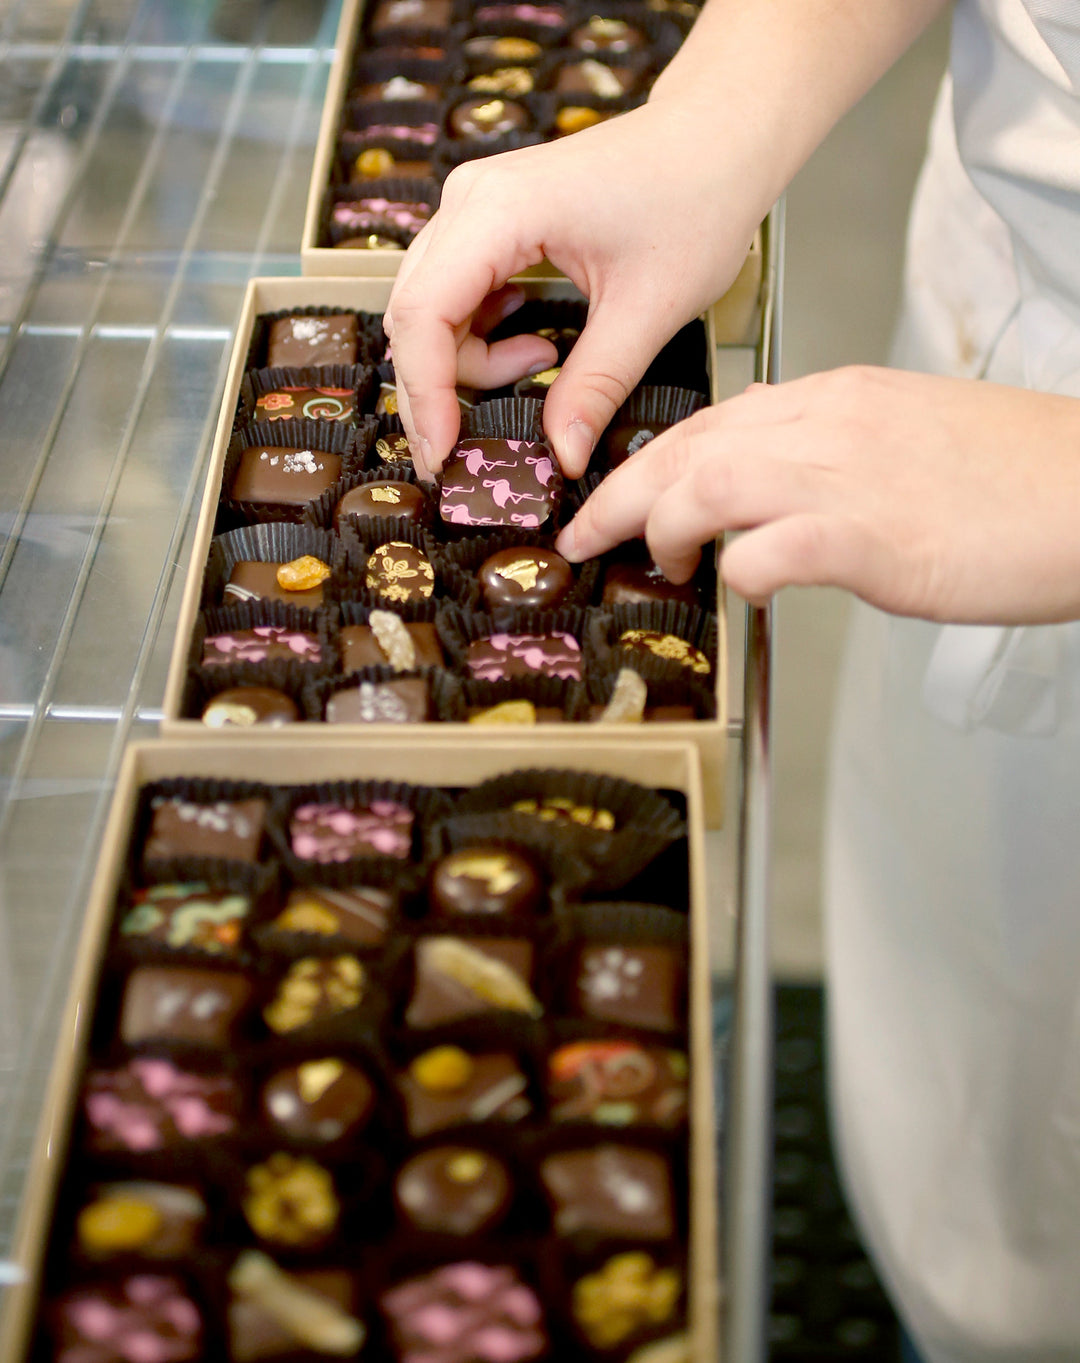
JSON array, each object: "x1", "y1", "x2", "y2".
[{"x1": 0, "y1": 3, "x2": 776, "y2": 1358}]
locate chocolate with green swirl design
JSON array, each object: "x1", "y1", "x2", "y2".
[
  {"x1": 120, "y1": 883, "x2": 250, "y2": 957},
  {"x1": 255, "y1": 387, "x2": 358, "y2": 424}
]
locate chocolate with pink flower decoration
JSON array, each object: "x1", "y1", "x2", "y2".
[
  {"x1": 83, "y1": 1058, "x2": 239, "y2": 1153},
  {"x1": 54, "y1": 1275, "x2": 202, "y2": 1362},
  {"x1": 466, "y1": 631, "x2": 581, "y2": 682},
  {"x1": 381, "y1": 1262, "x2": 546, "y2": 1363},
  {"x1": 290, "y1": 799, "x2": 414, "y2": 862},
  {"x1": 439, "y1": 439, "x2": 558, "y2": 529},
  {"x1": 201, "y1": 625, "x2": 322, "y2": 666}
]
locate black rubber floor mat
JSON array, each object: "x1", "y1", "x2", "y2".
[{"x1": 770, "y1": 986, "x2": 900, "y2": 1361}]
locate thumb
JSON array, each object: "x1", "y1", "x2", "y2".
[{"x1": 541, "y1": 292, "x2": 679, "y2": 478}]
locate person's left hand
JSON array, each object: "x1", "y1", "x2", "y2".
[{"x1": 555, "y1": 365, "x2": 1080, "y2": 625}]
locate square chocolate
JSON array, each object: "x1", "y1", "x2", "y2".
[
  {"x1": 267, "y1": 313, "x2": 358, "y2": 368},
  {"x1": 269, "y1": 885, "x2": 394, "y2": 947},
  {"x1": 263, "y1": 955, "x2": 367, "y2": 1034},
  {"x1": 289, "y1": 800, "x2": 414, "y2": 862},
  {"x1": 539, "y1": 1144, "x2": 675, "y2": 1239},
  {"x1": 325, "y1": 678, "x2": 430, "y2": 724},
  {"x1": 75, "y1": 1183, "x2": 207, "y2": 1260},
  {"x1": 396, "y1": 1046, "x2": 531, "y2": 1137},
  {"x1": 574, "y1": 943, "x2": 680, "y2": 1032},
  {"x1": 547, "y1": 1040, "x2": 689, "y2": 1128},
  {"x1": 83, "y1": 1058, "x2": 241, "y2": 1152},
  {"x1": 143, "y1": 796, "x2": 267, "y2": 863},
  {"x1": 405, "y1": 937, "x2": 539, "y2": 1027},
  {"x1": 119, "y1": 883, "x2": 250, "y2": 957},
  {"x1": 465, "y1": 632, "x2": 582, "y2": 681},
  {"x1": 230, "y1": 446, "x2": 342, "y2": 507},
  {"x1": 54, "y1": 1278, "x2": 203, "y2": 1362},
  {"x1": 119, "y1": 966, "x2": 252, "y2": 1047},
  {"x1": 255, "y1": 386, "x2": 358, "y2": 424},
  {"x1": 228, "y1": 1260, "x2": 362, "y2": 1362},
  {"x1": 440, "y1": 439, "x2": 558, "y2": 528},
  {"x1": 202, "y1": 625, "x2": 323, "y2": 667},
  {"x1": 339, "y1": 621, "x2": 444, "y2": 671},
  {"x1": 381, "y1": 1264, "x2": 546, "y2": 1363},
  {"x1": 223, "y1": 561, "x2": 328, "y2": 609}
]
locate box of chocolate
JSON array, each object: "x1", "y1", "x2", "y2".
[
  {"x1": 298, "y1": 0, "x2": 764, "y2": 338},
  {"x1": 160, "y1": 276, "x2": 741, "y2": 825},
  {"x1": 0, "y1": 737, "x2": 720, "y2": 1363}
]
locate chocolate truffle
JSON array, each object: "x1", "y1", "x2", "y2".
[
  {"x1": 270, "y1": 885, "x2": 394, "y2": 947},
  {"x1": 356, "y1": 74, "x2": 442, "y2": 102},
  {"x1": 602, "y1": 556, "x2": 702, "y2": 608},
  {"x1": 555, "y1": 58, "x2": 638, "y2": 97},
  {"x1": 449, "y1": 96, "x2": 530, "y2": 141},
  {"x1": 569, "y1": 15, "x2": 645, "y2": 52},
  {"x1": 224, "y1": 560, "x2": 328, "y2": 609},
  {"x1": 201, "y1": 686, "x2": 300, "y2": 728},
  {"x1": 119, "y1": 965, "x2": 252, "y2": 1047},
  {"x1": 396, "y1": 1046, "x2": 531, "y2": 1136},
  {"x1": 326, "y1": 678, "x2": 431, "y2": 724},
  {"x1": 262, "y1": 1058, "x2": 375, "y2": 1142},
  {"x1": 331, "y1": 196, "x2": 433, "y2": 238},
  {"x1": 429, "y1": 845, "x2": 543, "y2": 918},
  {"x1": 478, "y1": 547, "x2": 573, "y2": 610},
  {"x1": 381, "y1": 1264, "x2": 546, "y2": 1363},
  {"x1": 617, "y1": 628, "x2": 711, "y2": 675},
  {"x1": 394, "y1": 1147, "x2": 513, "y2": 1236},
  {"x1": 228, "y1": 1257, "x2": 362, "y2": 1363},
  {"x1": 76, "y1": 1183, "x2": 207, "y2": 1260},
  {"x1": 83, "y1": 1058, "x2": 240, "y2": 1152},
  {"x1": 353, "y1": 147, "x2": 433, "y2": 178},
  {"x1": 54, "y1": 1277, "x2": 202, "y2": 1362},
  {"x1": 290, "y1": 800, "x2": 414, "y2": 861},
  {"x1": 143, "y1": 796, "x2": 267, "y2": 863},
  {"x1": 267, "y1": 314, "x2": 358, "y2": 368},
  {"x1": 513, "y1": 364, "x2": 560, "y2": 398},
  {"x1": 202, "y1": 625, "x2": 322, "y2": 666},
  {"x1": 230, "y1": 445, "x2": 342, "y2": 508},
  {"x1": 468, "y1": 66, "x2": 536, "y2": 95},
  {"x1": 339, "y1": 620, "x2": 444, "y2": 671},
  {"x1": 539, "y1": 1144, "x2": 675, "y2": 1239},
  {"x1": 243, "y1": 1153, "x2": 339, "y2": 1250},
  {"x1": 572, "y1": 1253, "x2": 682, "y2": 1349},
  {"x1": 364, "y1": 540, "x2": 436, "y2": 602},
  {"x1": 548, "y1": 1041, "x2": 688, "y2": 1127},
  {"x1": 120, "y1": 883, "x2": 250, "y2": 957},
  {"x1": 574, "y1": 943, "x2": 680, "y2": 1031},
  {"x1": 334, "y1": 480, "x2": 426, "y2": 526},
  {"x1": 263, "y1": 955, "x2": 367, "y2": 1034},
  {"x1": 604, "y1": 419, "x2": 669, "y2": 468},
  {"x1": 440, "y1": 439, "x2": 557, "y2": 527},
  {"x1": 375, "y1": 433, "x2": 413, "y2": 465},
  {"x1": 462, "y1": 34, "x2": 543, "y2": 62},
  {"x1": 369, "y1": 0, "x2": 452, "y2": 29},
  {"x1": 406, "y1": 937, "x2": 540, "y2": 1027},
  {"x1": 466, "y1": 631, "x2": 582, "y2": 681},
  {"x1": 255, "y1": 386, "x2": 358, "y2": 424},
  {"x1": 510, "y1": 794, "x2": 616, "y2": 831}
]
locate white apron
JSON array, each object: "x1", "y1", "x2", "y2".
[{"x1": 825, "y1": 3, "x2": 1080, "y2": 1360}]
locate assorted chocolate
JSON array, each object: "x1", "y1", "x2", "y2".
[
  {"x1": 35, "y1": 770, "x2": 694, "y2": 1361},
  {"x1": 318, "y1": 0, "x2": 705, "y2": 249},
  {"x1": 184, "y1": 303, "x2": 717, "y2": 726}
]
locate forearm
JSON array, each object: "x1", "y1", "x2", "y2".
[{"x1": 648, "y1": 0, "x2": 950, "y2": 225}]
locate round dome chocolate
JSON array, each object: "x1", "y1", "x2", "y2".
[
  {"x1": 569, "y1": 15, "x2": 645, "y2": 52},
  {"x1": 478, "y1": 547, "x2": 573, "y2": 610},
  {"x1": 261, "y1": 1058, "x2": 375, "y2": 1143},
  {"x1": 430, "y1": 844, "x2": 543, "y2": 918},
  {"x1": 201, "y1": 686, "x2": 298, "y2": 728},
  {"x1": 395, "y1": 1146, "x2": 512, "y2": 1235},
  {"x1": 335, "y1": 481, "x2": 427, "y2": 526},
  {"x1": 449, "y1": 96, "x2": 530, "y2": 141},
  {"x1": 365, "y1": 541, "x2": 436, "y2": 602}
]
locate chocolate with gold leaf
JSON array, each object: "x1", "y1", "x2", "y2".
[
  {"x1": 271, "y1": 885, "x2": 393, "y2": 947},
  {"x1": 243, "y1": 1153, "x2": 339, "y2": 1249},
  {"x1": 449, "y1": 96, "x2": 531, "y2": 142},
  {"x1": 468, "y1": 66, "x2": 535, "y2": 95},
  {"x1": 572, "y1": 1253, "x2": 682, "y2": 1349},
  {"x1": 513, "y1": 365, "x2": 560, "y2": 398},
  {"x1": 76, "y1": 1183, "x2": 206, "y2": 1260},
  {"x1": 396, "y1": 1045, "x2": 531, "y2": 1137},
  {"x1": 477, "y1": 546, "x2": 573, "y2": 610},
  {"x1": 263, "y1": 956, "x2": 367, "y2": 1034},
  {"x1": 374, "y1": 433, "x2": 414, "y2": 466},
  {"x1": 334, "y1": 480, "x2": 426, "y2": 527},
  {"x1": 617, "y1": 628, "x2": 711, "y2": 675},
  {"x1": 261, "y1": 1058, "x2": 375, "y2": 1142},
  {"x1": 429, "y1": 844, "x2": 543, "y2": 918},
  {"x1": 394, "y1": 1146, "x2": 513, "y2": 1236},
  {"x1": 365, "y1": 540, "x2": 436, "y2": 603},
  {"x1": 120, "y1": 883, "x2": 249, "y2": 957},
  {"x1": 510, "y1": 794, "x2": 616, "y2": 831},
  {"x1": 406, "y1": 937, "x2": 539, "y2": 1027},
  {"x1": 548, "y1": 1040, "x2": 688, "y2": 1127},
  {"x1": 462, "y1": 34, "x2": 543, "y2": 63}
]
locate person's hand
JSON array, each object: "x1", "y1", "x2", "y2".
[
  {"x1": 555, "y1": 366, "x2": 1080, "y2": 625},
  {"x1": 384, "y1": 99, "x2": 765, "y2": 480}
]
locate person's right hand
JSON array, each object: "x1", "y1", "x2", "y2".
[{"x1": 384, "y1": 98, "x2": 766, "y2": 480}]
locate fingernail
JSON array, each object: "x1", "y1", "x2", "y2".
[
  {"x1": 555, "y1": 519, "x2": 580, "y2": 562},
  {"x1": 527, "y1": 360, "x2": 554, "y2": 376},
  {"x1": 563, "y1": 420, "x2": 594, "y2": 474},
  {"x1": 419, "y1": 435, "x2": 436, "y2": 476},
  {"x1": 495, "y1": 287, "x2": 524, "y2": 322}
]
